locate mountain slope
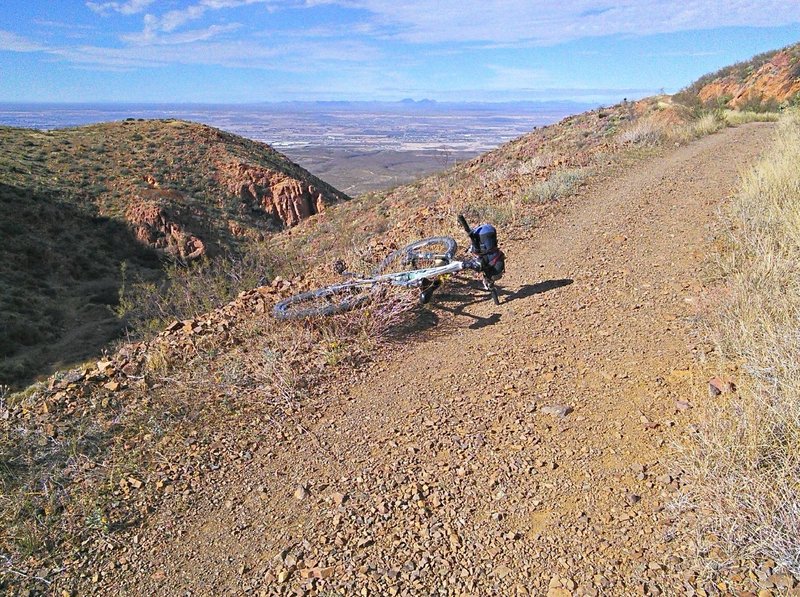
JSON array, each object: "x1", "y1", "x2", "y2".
[
  {"x1": 0, "y1": 120, "x2": 349, "y2": 386},
  {"x1": 25, "y1": 121, "x2": 778, "y2": 596},
  {"x1": 679, "y1": 42, "x2": 800, "y2": 109}
]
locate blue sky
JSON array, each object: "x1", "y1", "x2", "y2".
[{"x1": 1, "y1": 1, "x2": 799, "y2": 104}]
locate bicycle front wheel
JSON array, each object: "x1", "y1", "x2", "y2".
[
  {"x1": 273, "y1": 283, "x2": 371, "y2": 320},
  {"x1": 373, "y1": 237, "x2": 458, "y2": 275}
]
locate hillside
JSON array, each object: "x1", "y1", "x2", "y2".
[
  {"x1": 4, "y1": 120, "x2": 786, "y2": 596},
  {"x1": 678, "y1": 42, "x2": 800, "y2": 110},
  {"x1": 3, "y1": 44, "x2": 799, "y2": 594},
  {"x1": 0, "y1": 120, "x2": 348, "y2": 386}
]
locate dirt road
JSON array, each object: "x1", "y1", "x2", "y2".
[{"x1": 102, "y1": 123, "x2": 774, "y2": 595}]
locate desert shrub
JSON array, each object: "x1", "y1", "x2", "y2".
[
  {"x1": 615, "y1": 118, "x2": 665, "y2": 146},
  {"x1": 683, "y1": 112, "x2": 800, "y2": 574},
  {"x1": 523, "y1": 168, "x2": 586, "y2": 204},
  {"x1": 738, "y1": 94, "x2": 781, "y2": 114},
  {"x1": 723, "y1": 110, "x2": 780, "y2": 126},
  {"x1": 117, "y1": 245, "x2": 278, "y2": 337}
]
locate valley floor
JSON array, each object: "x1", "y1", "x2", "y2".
[{"x1": 80, "y1": 123, "x2": 778, "y2": 595}]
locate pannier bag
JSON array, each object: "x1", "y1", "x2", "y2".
[{"x1": 473, "y1": 223, "x2": 505, "y2": 280}]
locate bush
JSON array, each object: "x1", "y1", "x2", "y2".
[
  {"x1": 117, "y1": 245, "x2": 278, "y2": 337},
  {"x1": 523, "y1": 169, "x2": 586, "y2": 204},
  {"x1": 615, "y1": 118, "x2": 665, "y2": 146}
]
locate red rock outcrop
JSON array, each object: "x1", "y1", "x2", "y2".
[
  {"x1": 697, "y1": 49, "x2": 800, "y2": 108},
  {"x1": 216, "y1": 162, "x2": 344, "y2": 228},
  {"x1": 125, "y1": 194, "x2": 206, "y2": 262}
]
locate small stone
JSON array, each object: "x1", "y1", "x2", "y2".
[
  {"x1": 539, "y1": 404, "x2": 573, "y2": 418},
  {"x1": 708, "y1": 377, "x2": 735, "y2": 397},
  {"x1": 626, "y1": 492, "x2": 641, "y2": 506},
  {"x1": 314, "y1": 566, "x2": 335, "y2": 579},
  {"x1": 332, "y1": 492, "x2": 347, "y2": 506},
  {"x1": 495, "y1": 564, "x2": 512, "y2": 579},
  {"x1": 294, "y1": 485, "x2": 310, "y2": 500},
  {"x1": 277, "y1": 570, "x2": 290, "y2": 583},
  {"x1": 675, "y1": 400, "x2": 691, "y2": 411},
  {"x1": 656, "y1": 474, "x2": 672, "y2": 485}
]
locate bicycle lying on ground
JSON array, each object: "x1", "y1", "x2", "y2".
[{"x1": 273, "y1": 215, "x2": 506, "y2": 320}]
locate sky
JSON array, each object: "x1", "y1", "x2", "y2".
[{"x1": 0, "y1": 1, "x2": 799, "y2": 104}]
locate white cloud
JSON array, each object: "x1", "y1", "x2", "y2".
[
  {"x1": 86, "y1": 0, "x2": 155, "y2": 16},
  {"x1": 138, "y1": 0, "x2": 271, "y2": 35},
  {"x1": 333, "y1": 0, "x2": 800, "y2": 45},
  {"x1": 0, "y1": 30, "x2": 46, "y2": 52},
  {"x1": 122, "y1": 23, "x2": 242, "y2": 45}
]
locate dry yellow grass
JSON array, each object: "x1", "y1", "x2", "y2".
[{"x1": 684, "y1": 111, "x2": 800, "y2": 574}]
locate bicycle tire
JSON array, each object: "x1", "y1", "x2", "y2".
[
  {"x1": 373, "y1": 237, "x2": 458, "y2": 276},
  {"x1": 273, "y1": 284, "x2": 371, "y2": 320}
]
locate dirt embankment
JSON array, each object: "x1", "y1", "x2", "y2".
[{"x1": 73, "y1": 123, "x2": 778, "y2": 595}]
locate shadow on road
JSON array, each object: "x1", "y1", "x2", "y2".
[
  {"x1": 433, "y1": 278, "x2": 503, "y2": 328},
  {"x1": 504, "y1": 279, "x2": 574, "y2": 302}
]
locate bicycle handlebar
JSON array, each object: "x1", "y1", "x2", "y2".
[{"x1": 457, "y1": 214, "x2": 472, "y2": 236}]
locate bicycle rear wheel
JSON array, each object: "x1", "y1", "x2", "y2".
[
  {"x1": 373, "y1": 237, "x2": 458, "y2": 275},
  {"x1": 273, "y1": 284, "x2": 371, "y2": 320}
]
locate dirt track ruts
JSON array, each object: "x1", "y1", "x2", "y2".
[{"x1": 102, "y1": 123, "x2": 775, "y2": 596}]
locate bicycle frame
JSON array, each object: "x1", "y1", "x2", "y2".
[{"x1": 339, "y1": 259, "x2": 467, "y2": 290}]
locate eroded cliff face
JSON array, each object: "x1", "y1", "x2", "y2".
[
  {"x1": 697, "y1": 49, "x2": 800, "y2": 108},
  {"x1": 216, "y1": 162, "x2": 337, "y2": 228},
  {"x1": 125, "y1": 189, "x2": 206, "y2": 262}
]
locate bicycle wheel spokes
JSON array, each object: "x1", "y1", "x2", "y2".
[
  {"x1": 373, "y1": 237, "x2": 458, "y2": 275},
  {"x1": 273, "y1": 283, "x2": 371, "y2": 320}
]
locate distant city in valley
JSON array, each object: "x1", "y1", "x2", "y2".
[{"x1": 0, "y1": 100, "x2": 593, "y2": 195}]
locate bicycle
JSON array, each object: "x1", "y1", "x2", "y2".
[{"x1": 272, "y1": 215, "x2": 505, "y2": 320}]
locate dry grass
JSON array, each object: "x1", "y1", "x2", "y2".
[
  {"x1": 523, "y1": 168, "x2": 587, "y2": 204},
  {"x1": 683, "y1": 111, "x2": 800, "y2": 574},
  {"x1": 723, "y1": 110, "x2": 781, "y2": 126},
  {"x1": 616, "y1": 117, "x2": 665, "y2": 146}
]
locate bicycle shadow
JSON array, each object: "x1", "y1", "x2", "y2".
[
  {"x1": 385, "y1": 278, "x2": 574, "y2": 339},
  {"x1": 435, "y1": 279, "x2": 503, "y2": 329},
  {"x1": 382, "y1": 304, "x2": 441, "y2": 342},
  {"x1": 503, "y1": 279, "x2": 574, "y2": 302}
]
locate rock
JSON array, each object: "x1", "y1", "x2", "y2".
[
  {"x1": 626, "y1": 492, "x2": 642, "y2": 505},
  {"x1": 332, "y1": 492, "x2": 348, "y2": 506},
  {"x1": 217, "y1": 161, "x2": 347, "y2": 228},
  {"x1": 494, "y1": 564, "x2": 512, "y2": 579},
  {"x1": 294, "y1": 485, "x2": 310, "y2": 500},
  {"x1": 165, "y1": 321, "x2": 182, "y2": 332},
  {"x1": 539, "y1": 404, "x2": 573, "y2": 418},
  {"x1": 675, "y1": 400, "x2": 691, "y2": 411},
  {"x1": 708, "y1": 377, "x2": 735, "y2": 397},
  {"x1": 125, "y1": 197, "x2": 206, "y2": 262}
]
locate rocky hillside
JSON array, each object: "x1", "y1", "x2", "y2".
[
  {"x1": 678, "y1": 42, "x2": 800, "y2": 110},
  {"x1": 0, "y1": 120, "x2": 348, "y2": 387}
]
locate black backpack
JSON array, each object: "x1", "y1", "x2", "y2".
[{"x1": 472, "y1": 223, "x2": 505, "y2": 280}]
